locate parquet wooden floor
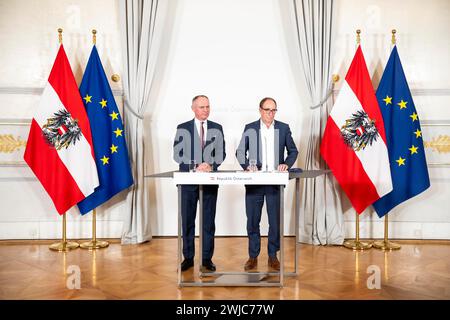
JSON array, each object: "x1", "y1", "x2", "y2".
[{"x1": 0, "y1": 237, "x2": 449, "y2": 300}]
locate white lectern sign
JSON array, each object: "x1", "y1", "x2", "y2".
[{"x1": 173, "y1": 171, "x2": 289, "y2": 185}]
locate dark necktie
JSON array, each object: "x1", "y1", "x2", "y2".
[{"x1": 200, "y1": 121, "x2": 205, "y2": 150}]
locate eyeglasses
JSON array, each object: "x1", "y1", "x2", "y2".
[{"x1": 260, "y1": 107, "x2": 277, "y2": 114}]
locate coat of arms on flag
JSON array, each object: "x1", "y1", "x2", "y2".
[
  {"x1": 24, "y1": 44, "x2": 99, "y2": 214},
  {"x1": 320, "y1": 45, "x2": 393, "y2": 214},
  {"x1": 340, "y1": 110, "x2": 379, "y2": 151},
  {"x1": 42, "y1": 109, "x2": 82, "y2": 150}
]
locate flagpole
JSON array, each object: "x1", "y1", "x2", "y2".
[
  {"x1": 391, "y1": 29, "x2": 396, "y2": 46},
  {"x1": 373, "y1": 213, "x2": 401, "y2": 250},
  {"x1": 92, "y1": 29, "x2": 96, "y2": 45},
  {"x1": 58, "y1": 27, "x2": 62, "y2": 44},
  {"x1": 344, "y1": 211, "x2": 372, "y2": 250},
  {"x1": 373, "y1": 29, "x2": 401, "y2": 251},
  {"x1": 343, "y1": 29, "x2": 372, "y2": 251},
  {"x1": 80, "y1": 29, "x2": 109, "y2": 250},
  {"x1": 356, "y1": 29, "x2": 360, "y2": 46},
  {"x1": 49, "y1": 212, "x2": 80, "y2": 251},
  {"x1": 80, "y1": 208, "x2": 109, "y2": 249},
  {"x1": 48, "y1": 28, "x2": 79, "y2": 252}
]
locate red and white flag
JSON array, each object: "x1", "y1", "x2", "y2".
[
  {"x1": 320, "y1": 46, "x2": 392, "y2": 213},
  {"x1": 24, "y1": 45, "x2": 99, "y2": 214}
]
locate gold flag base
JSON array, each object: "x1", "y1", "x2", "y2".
[
  {"x1": 343, "y1": 240, "x2": 372, "y2": 251},
  {"x1": 372, "y1": 240, "x2": 401, "y2": 251},
  {"x1": 49, "y1": 241, "x2": 79, "y2": 252},
  {"x1": 80, "y1": 240, "x2": 109, "y2": 250}
]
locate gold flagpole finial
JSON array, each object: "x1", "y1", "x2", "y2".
[
  {"x1": 58, "y1": 28, "x2": 63, "y2": 44},
  {"x1": 356, "y1": 29, "x2": 361, "y2": 45},
  {"x1": 92, "y1": 29, "x2": 97, "y2": 45},
  {"x1": 391, "y1": 29, "x2": 397, "y2": 45}
]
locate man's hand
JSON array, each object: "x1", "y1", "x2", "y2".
[
  {"x1": 196, "y1": 163, "x2": 212, "y2": 172},
  {"x1": 246, "y1": 165, "x2": 258, "y2": 172},
  {"x1": 277, "y1": 164, "x2": 289, "y2": 172}
]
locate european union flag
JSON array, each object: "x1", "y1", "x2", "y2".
[
  {"x1": 77, "y1": 46, "x2": 133, "y2": 214},
  {"x1": 372, "y1": 46, "x2": 430, "y2": 217}
]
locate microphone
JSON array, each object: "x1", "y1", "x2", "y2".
[{"x1": 264, "y1": 137, "x2": 268, "y2": 172}]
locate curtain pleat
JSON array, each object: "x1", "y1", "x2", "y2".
[
  {"x1": 119, "y1": 0, "x2": 167, "y2": 244},
  {"x1": 292, "y1": 0, "x2": 345, "y2": 245}
]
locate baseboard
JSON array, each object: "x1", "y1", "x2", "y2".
[
  {"x1": 0, "y1": 221, "x2": 123, "y2": 240},
  {"x1": 344, "y1": 221, "x2": 450, "y2": 239}
]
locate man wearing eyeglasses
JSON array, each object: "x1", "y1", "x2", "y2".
[{"x1": 236, "y1": 97, "x2": 298, "y2": 271}]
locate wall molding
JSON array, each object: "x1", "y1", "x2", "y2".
[
  {"x1": 0, "y1": 220, "x2": 448, "y2": 240},
  {"x1": 0, "y1": 86, "x2": 124, "y2": 97},
  {"x1": 0, "y1": 221, "x2": 123, "y2": 240},
  {"x1": 1, "y1": 87, "x2": 449, "y2": 98},
  {"x1": 332, "y1": 88, "x2": 450, "y2": 96},
  {"x1": 343, "y1": 221, "x2": 450, "y2": 240}
]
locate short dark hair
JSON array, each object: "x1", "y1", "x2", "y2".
[
  {"x1": 259, "y1": 97, "x2": 277, "y2": 109},
  {"x1": 192, "y1": 95, "x2": 209, "y2": 104}
]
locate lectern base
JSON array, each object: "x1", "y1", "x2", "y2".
[
  {"x1": 180, "y1": 273, "x2": 282, "y2": 287},
  {"x1": 146, "y1": 170, "x2": 329, "y2": 287}
]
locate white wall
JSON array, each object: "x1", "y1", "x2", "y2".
[
  {"x1": 0, "y1": 0, "x2": 449, "y2": 240},
  {"x1": 0, "y1": 0, "x2": 125, "y2": 239},
  {"x1": 332, "y1": 0, "x2": 450, "y2": 239},
  {"x1": 145, "y1": 0, "x2": 304, "y2": 238}
]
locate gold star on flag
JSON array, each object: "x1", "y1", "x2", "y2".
[
  {"x1": 100, "y1": 155, "x2": 109, "y2": 165},
  {"x1": 383, "y1": 95, "x2": 392, "y2": 105},
  {"x1": 396, "y1": 157, "x2": 406, "y2": 166},
  {"x1": 110, "y1": 144, "x2": 118, "y2": 154},
  {"x1": 83, "y1": 94, "x2": 92, "y2": 103},
  {"x1": 99, "y1": 99, "x2": 107, "y2": 108},
  {"x1": 397, "y1": 100, "x2": 407, "y2": 109},
  {"x1": 110, "y1": 111, "x2": 119, "y2": 120},
  {"x1": 409, "y1": 145, "x2": 418, "y2": 155},
  {"x1": 410, "y1": 112, "x2": 418, "y2": 121},
  {"x1": 414, "y1": 129, "x2": 422, "y2": 138},
  {"x1": 113, "y1": 128, "x2": 123, "y2": 137}
]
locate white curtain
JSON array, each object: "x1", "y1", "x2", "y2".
[
  {"x1": 119, "y1": 0, "x2": 169, "y2": 244},
  {"x1": 291, "y1": 0, "x2": 345, "y2": 245}
]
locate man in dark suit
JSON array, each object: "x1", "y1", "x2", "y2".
[
  {"x1": 173, "y1": 95, "x2": 226, "y2": 272},
  {"x1": 236, "y1": 97, "x2": 298, "y2": 271}
]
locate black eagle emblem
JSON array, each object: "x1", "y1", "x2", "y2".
[
  {"x1": 340, "y1": 110, "x2": 379, "y2": 151},
  {"x1": 42, "y1": 109, "x2": 82, "y2": 150}
]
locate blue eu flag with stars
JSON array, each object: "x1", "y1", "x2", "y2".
[
  {"x1": 77, "y1": 46, "x2": 133, "y2": 214},
  {"x1": 372, "y1": 46, "x2": 430, "y2": 218}
]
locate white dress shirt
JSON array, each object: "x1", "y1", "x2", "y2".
[
  {"x1": 194, "y1": 118, "x2": 208, "y2": 145},
  {"x1": 260, "y1": 119, "x2": 275, "y2": 172}
]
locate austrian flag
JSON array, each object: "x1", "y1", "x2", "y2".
[
  {"x1": 24, "y1": 45, "x2": 99, "y2": 214},
  {"x1": 320, "y1": 46, "x2": 393, "y2": 213}
]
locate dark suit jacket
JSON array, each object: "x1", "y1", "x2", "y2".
[
  {"x1": 173, "y1": 119, "x2": 226, "y2": 172},
  {"x1": 236, "y1": 119, "x2": 298, "y2": 171}
]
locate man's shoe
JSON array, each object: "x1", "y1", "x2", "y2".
[
  {"x1": 244, "y1": 257, "x2": 258, "y2": 271},
  {"x1": 268, "y1": 256, "x2": 280, "y2": 271},
  {"x1": 181, "y1": 258, "x2": 194, "y2": 271},
  {"x1": 202, "y1": 260, "x2": 216, "y2": 272}
]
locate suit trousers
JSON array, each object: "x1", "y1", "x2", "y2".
[
  {"x1": 245, "y1": 185, "x2": 280, "y2": 258},
  {"x1": 181, "y1": 185, "x2": 218, "y2": 260}
]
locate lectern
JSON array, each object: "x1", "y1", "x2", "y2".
[{"x1": 147, "y1": 170, "x2": 327, "y2": 287}]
